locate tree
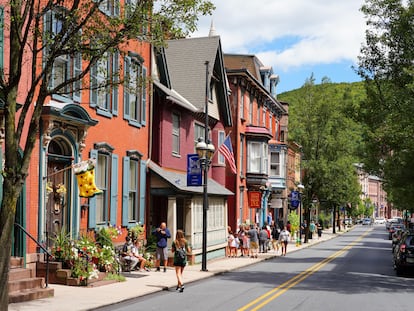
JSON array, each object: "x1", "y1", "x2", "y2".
[
  {"x1": 279, "y1": 76, "x2": 362, "y2": 239},
  {"x1": 0, "y1": 0, "x2": 214, "y2": 308},
  {"x1": 356, "y1": 0, "x2": 414, "y2": 212}
]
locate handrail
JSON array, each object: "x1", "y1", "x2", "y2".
[{"x1": 14, "y1": 223, "x2": 52, "y2": 288}]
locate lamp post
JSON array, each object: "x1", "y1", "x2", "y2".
[
  {"x1": 195, "y1": 61, "x2": 215, "y2": 271},
  {"x1": 297, "y1": 183, "x2": 304, "y2": 246}
]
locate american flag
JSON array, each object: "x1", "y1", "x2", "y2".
[{"x1": 218, "y1": 135, "x2": 237, "y2": 174}]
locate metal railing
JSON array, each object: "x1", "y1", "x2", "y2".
[{"x1": 14, "y1": 223, "x2": 52, "y2": 288}]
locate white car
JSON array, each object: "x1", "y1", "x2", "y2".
[{"x1": 374, "y1": 218, "x2": 386, "y2": 224}]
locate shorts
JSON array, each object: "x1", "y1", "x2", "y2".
[
  {"x1": 156, "y1": 246, "x2": 168, "y2": 261},
  {"x1": 250, "y1": 241, "x2": 259, "y2": 249}
]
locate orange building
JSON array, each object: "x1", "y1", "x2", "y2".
[{"x1": 1, "y1": 1, "x2": 151, "y2": 268}]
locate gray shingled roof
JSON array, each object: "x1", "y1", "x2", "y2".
[{"x1": 164, "y1": 36, "x2": 222, "y2": 113}]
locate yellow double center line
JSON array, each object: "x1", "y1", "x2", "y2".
[{"x1": 238, "y1": 230, "x2": 372, "y2": 311}]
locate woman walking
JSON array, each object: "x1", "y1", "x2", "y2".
[
  {"x1": 171, "y1": 230, "x2": 191, "y2": 292},
  {"x1": 278, "y1": 226, "x2": 291, "y2": 256}
]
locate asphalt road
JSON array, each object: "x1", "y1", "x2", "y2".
[{"x1": 95, "y1": 225, "x2": 414, "y2": 311}]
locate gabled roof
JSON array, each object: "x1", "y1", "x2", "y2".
[{"x1": 164, "y1": 36, "x2": 232, "y2": 126}]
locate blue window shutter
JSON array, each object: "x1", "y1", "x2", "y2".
[
  {"x1": 141, "y1": 66, "x2": 147, "y2": 126},
  {"x1": 88, "y1": 149, "x2": 98, "y2": 229},
  {"x1": 123, "y1": 57, "x2": 131, "y2": 120},
  {"x1": 110, "y1": 154, "x2": 118, "y2": 225},
  {"x1": 90, "y1": 64, "x2": 97, "y2": 107},
  {"x1": 139, "y1": 160, "x2": 146, "y2": 224},
  {"x1": 122, "y1": 156, "x2": 130, "y2": 226},
  {"x1": 112, "y1": 51, "x2": 119, "y2": 116}
]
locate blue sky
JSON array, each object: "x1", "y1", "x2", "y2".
[{"x1": 191, "y1": 0, "x2": 367, "y2": 94}]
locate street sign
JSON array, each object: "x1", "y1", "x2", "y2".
[{"x1": 187, "y1": 154, "x2": 202, "y2": 186}]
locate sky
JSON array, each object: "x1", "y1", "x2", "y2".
[{"x1": 191, "y1": 0, "x2": 368, "y2": 94}]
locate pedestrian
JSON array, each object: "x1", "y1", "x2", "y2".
[
  {"x1": 248, "y1": 224, "x2": 259, "y2": 258},
  {"x1": 309, "y1": 221, "x2": 316, "y2": 240},
  {"x1": 171, "y1": 229, "x2": 191, "y2": 293},
  {"x1": 152, "y1": 222, "x2": 171, "y2": 272},
  {"x1": 227, "y1": 231, "x2": 237, "y2": 257},
  {"x1": 271, "y1": 223, "x2": 280, "y2": 253},
  {"x1": 317, "y1": 222, "x2": 323, "y2": 239},
  {"x1": 132, "y1": 239, "x2": 150, "y2": 272},
  {"x1": 278, "y1": 226, "x2": 291, "y2": 256},
  {"x1": 241, "y1": 225, "x2": 250, "y2": 256},
  {"x1": 120, "y1": 236, "x2": 139, "y2": 271},
  {"x1": 259, "y1": 226, "x2": 269, "y2": 253},
  {"x1": 266, "y1": 212, "x2": 273, "y2": 226}
]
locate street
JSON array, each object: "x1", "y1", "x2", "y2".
[{"x1": 94, "y1": 226, "x2": 414, "y2": 311}]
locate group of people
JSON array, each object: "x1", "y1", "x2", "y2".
[
  {"x1": 227, "y1": 222, "x2": 293, "y2": 258},
  {"x1": 120, "y1": 219, "x2": 323, "y2": 294},
  {"x1": 120, "y1": 221, "x2": 190, "y2": 293}
]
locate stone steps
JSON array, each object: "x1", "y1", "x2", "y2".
[{"x1": 8, "y1": 257, "x2": 54, "y2": 304}]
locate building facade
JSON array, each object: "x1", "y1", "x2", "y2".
[
  {"x1": 223, "y1": 54, "x2": 288, "y2": 231},
  {"x1": 149, "y1": 36, "x2": 233, "y2": 263}
]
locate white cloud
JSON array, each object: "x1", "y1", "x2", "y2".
[{"x1": 192, "y1": 0, "x2": 367, "y2": 73}]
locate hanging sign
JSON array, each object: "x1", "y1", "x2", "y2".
[
  {"x1": 249, "y1": 191, "x2": 262, "y2": 208},
  {"x1": 187, "y1": 154, "x2": 202, "y2": 186}
]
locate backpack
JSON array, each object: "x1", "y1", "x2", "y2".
[{"x1": 175, "y1": 244, "x2": 186, "y2": 260}]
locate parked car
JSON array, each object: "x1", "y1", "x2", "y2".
[
  {"x1": 386, "y1": 217, "x2": 403, "y2": 230},
  {"x1": 362, "y1": 218, "x2": 372, "y2": 225},
  {"x1": 374, "y1": 217, "x2": 386, "y2": 224},
  {"x1": 343, "y1": 218, "x2": 353, "y2": 226},
  {"x1": 393, "y1": 231, "x2": 414, "y2": 276}
]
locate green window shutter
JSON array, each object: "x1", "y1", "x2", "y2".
[
  {"x1": 88, "y1": 149, "x2": 98, "y2": 229},
  {"x1": 110, "y1": 154, "x2": 118, "y2": 225},
  {"x1": 122, "y1": 156, "x2": 130, "y2": 226},
  {"x1": 139, "y1": 159, "x2": 146, "y2": 224},
  {"x1": 141, "y1": 66, "x2": 147, "y2": 126}
]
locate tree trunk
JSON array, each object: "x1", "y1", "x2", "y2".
[
  {"x1": 0, "y1": 177, "x2": 22, "y2": 310},
  {"x1": 0, "y1": 195, "x2": 19, "y2": 310}
]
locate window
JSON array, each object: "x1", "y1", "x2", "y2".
[
  {"x1": 122, "y1": 152, "x2": 146, "y2": 226},
  {"x1": 172, "y1": 112, "x2": 180, "y2": 155},
  {"x1": 240, "y1": 89, "x2": 245, "y2": 120},
  {"x1": 263, "y1": 108, "x2": 266, "y2": 127},
  {"x1": 88, "y1": 145, "x2": 118, "y2": 228},
  {"x1": 99, "y1": 0, "x2": 119, "y2": 16},
  {"x1": 247, "y1": 141, "x2": 268, "y2": 174},
  {"x1": 44, "y1": 10, "x2": 82, "y2": 103},
  {"x1": 269, "y1": 115, "x2": 273, "y2": 137},
  {"x1": 218, "y1": 131, "x2": 225, "y2": 164},
  {"x1": 256, "y1": 105, "x2": 260, "y2": 125},
  {"x1": 90, "y1": 51, "x2": 119, "y2": 116},
  {"x1": 124, "y1": 54, "x2": 147, "y2": 127},
  {"x1": 194, "y1": 123, "x2": 205, "y2": 148},
  {"x1": 270, "y1": 152, "x2": 280, "y2": 176},
  {"x1": 249, "y1": 95, "x2": 253, "y2": 124},
  {"x1": 240, "y1": 135, "x2": 244, "y2": 175}
]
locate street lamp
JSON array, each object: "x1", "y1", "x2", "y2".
[
  {"x1": 297, "y1": 183, "x2": 304, "y2": 246},
  {"x1": 195, "y1": 61, "x2": 215, "y2": 271}
]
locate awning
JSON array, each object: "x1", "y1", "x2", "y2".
[
  {"x1": 153, "y1": 80, "x2": 198, "y2": 113},
  {"x1": 148, "y1": 160, "x2": 233, "y2": 196}
]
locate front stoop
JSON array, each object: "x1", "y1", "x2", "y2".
[
  {"x1": 8, "y1": 258, "x2": 54, "y2": 304},
  {"x1": 37, "y1": 262, "x2": 109, "y2": 286}
]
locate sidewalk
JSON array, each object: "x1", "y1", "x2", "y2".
[{"x1": 8, "y1": 229, "x2": 345, "y2": 311}]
